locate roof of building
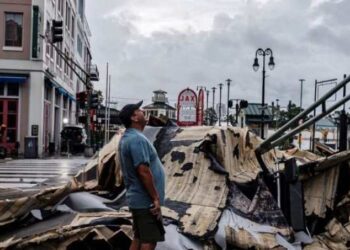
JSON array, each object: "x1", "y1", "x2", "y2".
[
  {"x1": 143, "y1": 102, "x2": 176, "y2": 110},
  {"x1": 315, "y1": 117, "x2": 336, "y2": 128},
  {"x1": 244, "y1": 103, "x2": 273, "y2": 117},
  {"x1": 153, "y1": 89, "x2": 167, "y2": 94}
]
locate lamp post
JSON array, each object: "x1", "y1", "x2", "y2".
[
  {"x1": 226, "y1": 79, "x2": 231, "y2": 126},
  {"x1": 218, "y1": 83, "x2": 223, "y2": 126},
  {"x1": 212, "y1": 87, "x2": 216, "y2": 110},
  {"x1": 253, "y1": 48, "x2": 275, "y2": 139}
]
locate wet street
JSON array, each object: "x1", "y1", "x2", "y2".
[{"x1": 0, "y1": 157, "x2": 90, "y2": 191}]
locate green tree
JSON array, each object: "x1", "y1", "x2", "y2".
[
  {"x1": 277, "y1": 101, "x2": 303, "y2": 128},
  {"x1": 204, "y1": 108, "x2": 218, "y2": 125}
]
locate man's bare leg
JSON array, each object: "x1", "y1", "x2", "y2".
[
  {"x1": 129, "y1": 238, "x2": 140, "y2": 250},
  {"x1": 140, "y1": 242, "x2": 156, "y2": 250}
]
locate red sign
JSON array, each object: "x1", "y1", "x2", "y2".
[
  {"x1": 197, "y1": 89, "x2": 204, "y2": 125},
  {"x1": 177, "y1": 88, "x2": 198, "y2": 126}
]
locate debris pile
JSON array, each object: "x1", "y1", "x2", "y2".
[{"x1": 1, "y1": 124, "x2": 350, "y2": 249}]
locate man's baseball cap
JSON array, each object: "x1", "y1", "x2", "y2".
[{"x1": 119, "y1": 100, "x2": 143, "y2": 127}]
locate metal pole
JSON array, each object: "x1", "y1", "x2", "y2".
[
  {"x1": 226, "y1": 79, "x2": 231, "y2": 126},
  {"x1": 212, "y1": 87, "x2": 216, "y2": 110},
  {"x1": 275, "y1": 99, "x2": 279, "y2": 130},
  {"x1": 261, "y1": 54, "x2": 266, "y2": 139},
  {"x1": 206, "y1": 90, "x2": 209, "y2": 110},
  {"x1": 299, "y1": 79, "x2": 305, "y2": 149},
  {"x1": 107, "y1": 75, "x2": 111, "y2": 141},
  {"x1": 343, "y1": 74, "x2": 347, "y2": 110},
  {"x1": 312, "y1": 80, "x2": 317, "y2": 152},
  {"x1": 104, "y1": 63, "x2": 108, "y2": 144},
  {"x1": 218, "y1": 83, "x2": 223, "y2": 126},
  {"x1": 271, "y1": 93, "x2": 350, "y2": 147},
  {"x1": 206, "y1": 90, "x2": 209, "y2": 125},
  {"x1": 257, "y1": 75, "x2": 350, "y2": 154}
]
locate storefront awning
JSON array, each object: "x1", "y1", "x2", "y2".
[{"x1": 0, "y1": 75, "x2": 27, "y2": 84}]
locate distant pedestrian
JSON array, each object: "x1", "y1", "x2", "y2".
[{"x1": 118, "y1": 101, "x2": 166, "y2": 250}]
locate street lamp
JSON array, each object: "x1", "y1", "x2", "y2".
[
  {"x1": 253, "y1": 48, "x2": 275, "y2": 139},
  {"x1": 63, "y1": 117, "x2": 69, "y2": 125},
  {"x1": 226, "y1": 79, "x2": 232, "y2": 126},
  {"x1": 218, "y1": 83, "x2": 223, "y2": 126}
]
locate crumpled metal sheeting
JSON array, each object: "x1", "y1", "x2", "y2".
[
  {"x1": 216, "y1": 210, "x2": 292, "y2": 249},
  {"x1": 179, "y1": 205, "x2": 221, "y2": 238},
  {"x1": 1, "y1": 225, "x2": 132, "y2": 250},
  {"x1": 0, "y1": 178, "x2": 81, "y2": 227},
  {"x1": 284, "y1": 147, "x2": 320, "y2": 163},
  {"x1": 303, "y1": 167, "x2": 339, "y2": 218},
  {"x1": 304, "y1": 218, "x2": 350, "y2": 250},
  {"x1": 163, "y1": 144, "x2": 228, "y2": 208},
  {"x1": 210, "y1": 127, "x2": 277, "y2": 183},
  {"x1": 228, "y1": 181, "x2": 290, "y2": 230},
  {"x1": 0, "y1": 211, "x2": 132, "y2": 249},
  {"x1": 96, "y1": 131, "x2": 124, "y2": 189},
  {"x1": 225, "y1": 226, "x2": 280, "y2": 249}
]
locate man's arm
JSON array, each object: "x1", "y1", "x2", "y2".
[{"x1": 137, "y1": 164, "x2": 161, "y2": 218}]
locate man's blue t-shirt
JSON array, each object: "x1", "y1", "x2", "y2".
[{"x1": 119, "y1": 128, "x2": 165, "y2": 209}]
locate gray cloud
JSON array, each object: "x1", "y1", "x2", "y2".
[{"x1": 86, "y1": 0, "x2": 349, "y2": 109}]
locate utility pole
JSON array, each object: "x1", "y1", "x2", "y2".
[
  {"x1": 212, "y1": 87, "x2": 216, "y2": 110},
  {"x1": 107, "y1": 75, "x2": 111, "y2": 141},
  {"x1": 206, "y1": 90, "x2": 210, "y2": 125},
  {"x1": 299, "y1": 79, "x2": 305, "y2": 109},
  {"x1": 218, "y1": 83, "x2": 223, "y2": 126},
  {"x1": 206, "y1": 90, "x2": 210, "y2": 110},
  {"x1": 226, "y1": 79, "x2": 231, "y2": 126},
  {"x1": 104, "y1": 63, "x2": 109, "y2": 144},
  {"x1": 298, "y1": 79, "x2": 305, "y2": 149},
  {"x1": 275, "y1": 98, "x2": 279, "y2": 130}
]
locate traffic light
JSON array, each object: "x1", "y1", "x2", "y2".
[
  {"x1": 76, "y1": 91, "x2": 87, "y2": 109},
  {"x1": 51, "y1": 20, "x2": 63, "y2": 44},
  {"x1": 240, "y1": 100, "x2": 248, "y2": 109},
  {"x1": 90, "y1": 93, "x2": 101, "y2": 109},
  {"x1": 228, "y1": 100, "x2": 233, "y2": 108}
]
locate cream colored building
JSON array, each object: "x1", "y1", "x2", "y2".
[
  {"x1": 143, "y1": 90, "x2": 176, "y2": 120},
  {"x1": 0, "y1": 0, "x2": 97, "y2": 157}
]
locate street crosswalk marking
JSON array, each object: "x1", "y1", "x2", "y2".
[{"x1": 0, "y1": 158, "x2": 89, "y2": 190}]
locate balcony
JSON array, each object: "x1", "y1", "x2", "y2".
[{"x1": 90, "y1": 64, "x2": 99, "y2": 81}]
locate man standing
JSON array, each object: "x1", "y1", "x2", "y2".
[{"x1": 118, "y1": 101, "x2": 166, "y2": 250}]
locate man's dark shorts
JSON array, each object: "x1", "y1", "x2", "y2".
[{"x1": 131, "y1": 209, "x2": 165, "y2": 243}]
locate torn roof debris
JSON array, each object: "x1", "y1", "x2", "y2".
[{"x1": 1, "y1": 123, "x2": 350, "y2": 249}]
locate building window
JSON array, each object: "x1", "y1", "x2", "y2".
[
  {"x1": 5, "y1": 12, "x2": 23, "y2": 47},
  {"x1": 65, "y1": 2, "x2": 71, "y2": 31},
  {"x1": 0, "y1": 85, "x2": 4, "y2": 96},
  {"x1": 7, "y1": 84, "x2": 19, "y2": 96},
  {"x1": 77, "y1": 35, "x2": 82, "y2": 56},
  {"x1": 56, "y1": 42, "x2": 62, "y2": 67},
  {"x1": 58, "y1": 0, "x2": 64, "y2": 15},
  {"x1": 64, "y1": 49, "x2": 69, "y2": 75},
  {"x1": 71, "y1": 14, "x2": 75, "y2": 38},
  {"x1": 78, "y1": 0, "x2": 84, "y2": 18}
]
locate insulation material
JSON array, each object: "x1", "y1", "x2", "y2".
[
  {"x1": 225, "y1": 226, "x2": 279, "y2": 249},
  {"x1": 303, "y1": 167, "x2": 339, "y2": 218},
  {"x1": 179, "y1": 205, "x2": 221, "y2": 238},
  {"x1": 0, "y1": 178, "x2": 81, "y2": 227},
  {"x1": 1, "y1": 126, "x2": 350, "y2": 249},
  {"x1": 304, "y1": 219, "x2": 350, "y2": 250},
  {"x1": 163, "y1": 144, "x2": 228, "y2": 208}
]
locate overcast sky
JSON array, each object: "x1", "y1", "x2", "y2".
[{"x1": 86, "y1": 0, "x2": 349, "y2": 110}]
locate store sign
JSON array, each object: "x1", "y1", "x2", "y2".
[
  {"x1": 197, "y1": 89, "x2": 204, "y2": 126},
  {"x1": 177, "y1": 88, "x2": 197, "y2": 126}
]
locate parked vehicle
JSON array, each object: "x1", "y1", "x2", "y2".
[{"x1": 60, "y1": 125, "x2": 87, "y2": 154}]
